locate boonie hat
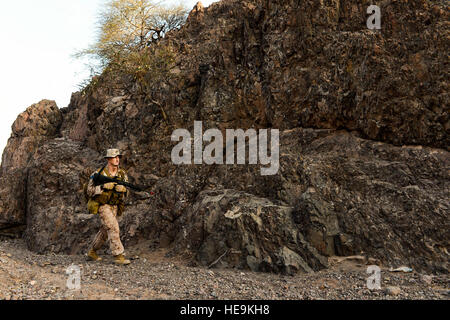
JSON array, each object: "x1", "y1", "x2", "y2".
[{"x1": 104, "y1": 149, "x2": 123, "y2": 158}]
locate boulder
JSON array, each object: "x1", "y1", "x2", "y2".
[
  {"x1": 1, "y1": 100, "x2": 62, "y2": 174},
  {"x1": 172, "y1": 189, "x2": 328, "y2": 274},
  {"x1": 0, "y1": 100, "x2": 62, "y2": 230},
  {"x1": 22, "y1": 138, "x2": 101, "y2": 254}
]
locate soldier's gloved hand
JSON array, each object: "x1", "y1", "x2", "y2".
[
  {"x1": 115, "y1": 185, "x2": 127, "y2": 193},
  {"x1": 102, "y1": 182, "x2": 116, "y2": 190}
]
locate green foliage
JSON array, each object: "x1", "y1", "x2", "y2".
[{"x1": 74, "y1": 0, "x2": 187, "y2": 92}]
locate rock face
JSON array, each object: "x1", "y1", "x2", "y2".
[
  {"x1": 159, "y1": 0, "x2": 449, "y2": 149},
  {"x1": 0, "y1": 100, "x2": 62, "y2": 229},
  {"x1": 172, "y1": 189, "x2": 328, "y2": 274},
  {"x1": 1, "y1": 0, "x2": 448, "y2": 274},
  {"x1": 169, "y1": 128, "x2": 449, "y2": 273},
  {"x1": 287, "y1": 130, "x2": 449, "y2": 273},
  {"x1": 0, "y1": 169, "x2": 27, "y2": 228},
  {"x1": 22, "y1": 139, "x2": 101, "y2": 253}
]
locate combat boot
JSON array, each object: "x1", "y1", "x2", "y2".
[
  {"x1": 87, "y1": 249, "x2": 102, "y2": 261},
  {"x1": 114, "y1": 254, "x2": 131, "y2": 265}
]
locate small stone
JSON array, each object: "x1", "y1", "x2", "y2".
[
  {"x1": 385, "y1": 286, "x2": 401, "y2": 296},
  {"x1": 367, "y1": 258, "x2": 380, "y2": 265},
  {"x1": 389, "y1": 266, "x2": 413, "y2": 273},
  {"x1": 30, "y1": 280, "x2": 37, "y2": 286},
  {"x1": 420, "y1": 275, "x2": 433, "y2": 285}
]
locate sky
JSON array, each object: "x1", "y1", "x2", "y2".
[{"x1": 0, "y1": 0, "x2": 219, "y2": 164}]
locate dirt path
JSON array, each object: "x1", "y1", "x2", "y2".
[{"x1": 0, "y1": 239, "x2": 448, "y2": 300}]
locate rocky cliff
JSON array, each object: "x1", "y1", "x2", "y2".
[{"x1": 0, "y1": 0, "x2": 448, "y2": 274}]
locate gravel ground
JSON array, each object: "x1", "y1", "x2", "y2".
[{"x1": 0, "y1": 238, "x2": 448, "y2": 300}]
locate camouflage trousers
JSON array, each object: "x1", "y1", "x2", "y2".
[{"x1": 91, "y1": 204, "x2": 124, "y2": 256}]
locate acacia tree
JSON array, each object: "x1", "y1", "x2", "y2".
[{"x1": 76, "y1": 0, "x2": 188, "y2": 77}]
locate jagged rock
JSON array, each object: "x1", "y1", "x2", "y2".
[
  {"x1": 158, "y1": 0, "x2": 449, "y2": 149},
  {"x1": 0, "y1": 169, "x2": 27, "y2": 228},
  {"x1": 1, "y1": 100, "x2": 62, "y2": 175},
  {"x1": 287, "y1": 130, "x2": 449, "y2": 273},
  {"x1": 59, "y1": 92, "x2": 91, "y2": 143},
  {"x1": 186, "y1": 1, "x2": 205, "y2": 25},
  {"x1": 172, "y1": 189, "x2": 328, "y2": 274},
  {"x1": 0, "y1": 100, "x2": 62, "y2": 230},
  {"x1": 167, "y1": 128, "x2": 449, "y2": 273},
  {"x1": 22, "y1": 138, "x2": 102, "y2": 254}
]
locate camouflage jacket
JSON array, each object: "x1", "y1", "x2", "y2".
[{"x1": 87, "y1": 166, "x2": 129, "y2": 203}]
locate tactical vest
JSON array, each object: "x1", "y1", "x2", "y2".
[{"x1": 88, "y1": 166, "x2": 127, "y2": 214}]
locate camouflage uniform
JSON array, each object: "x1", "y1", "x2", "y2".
[{"x1": 87, "y1": 166, "x2": 128, "y2": 256}]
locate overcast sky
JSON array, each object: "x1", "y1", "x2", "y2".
[{"x1": 0, "y1": 0, "x2": 219, "y2": 163}]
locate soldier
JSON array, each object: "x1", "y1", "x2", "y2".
[{"x1": 86, "y1": 149, "x2": 131, "y2": 265}]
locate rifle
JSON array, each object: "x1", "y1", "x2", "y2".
[{"x1": 91, "y1": 172, "x2": 150, "y2": 193}]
